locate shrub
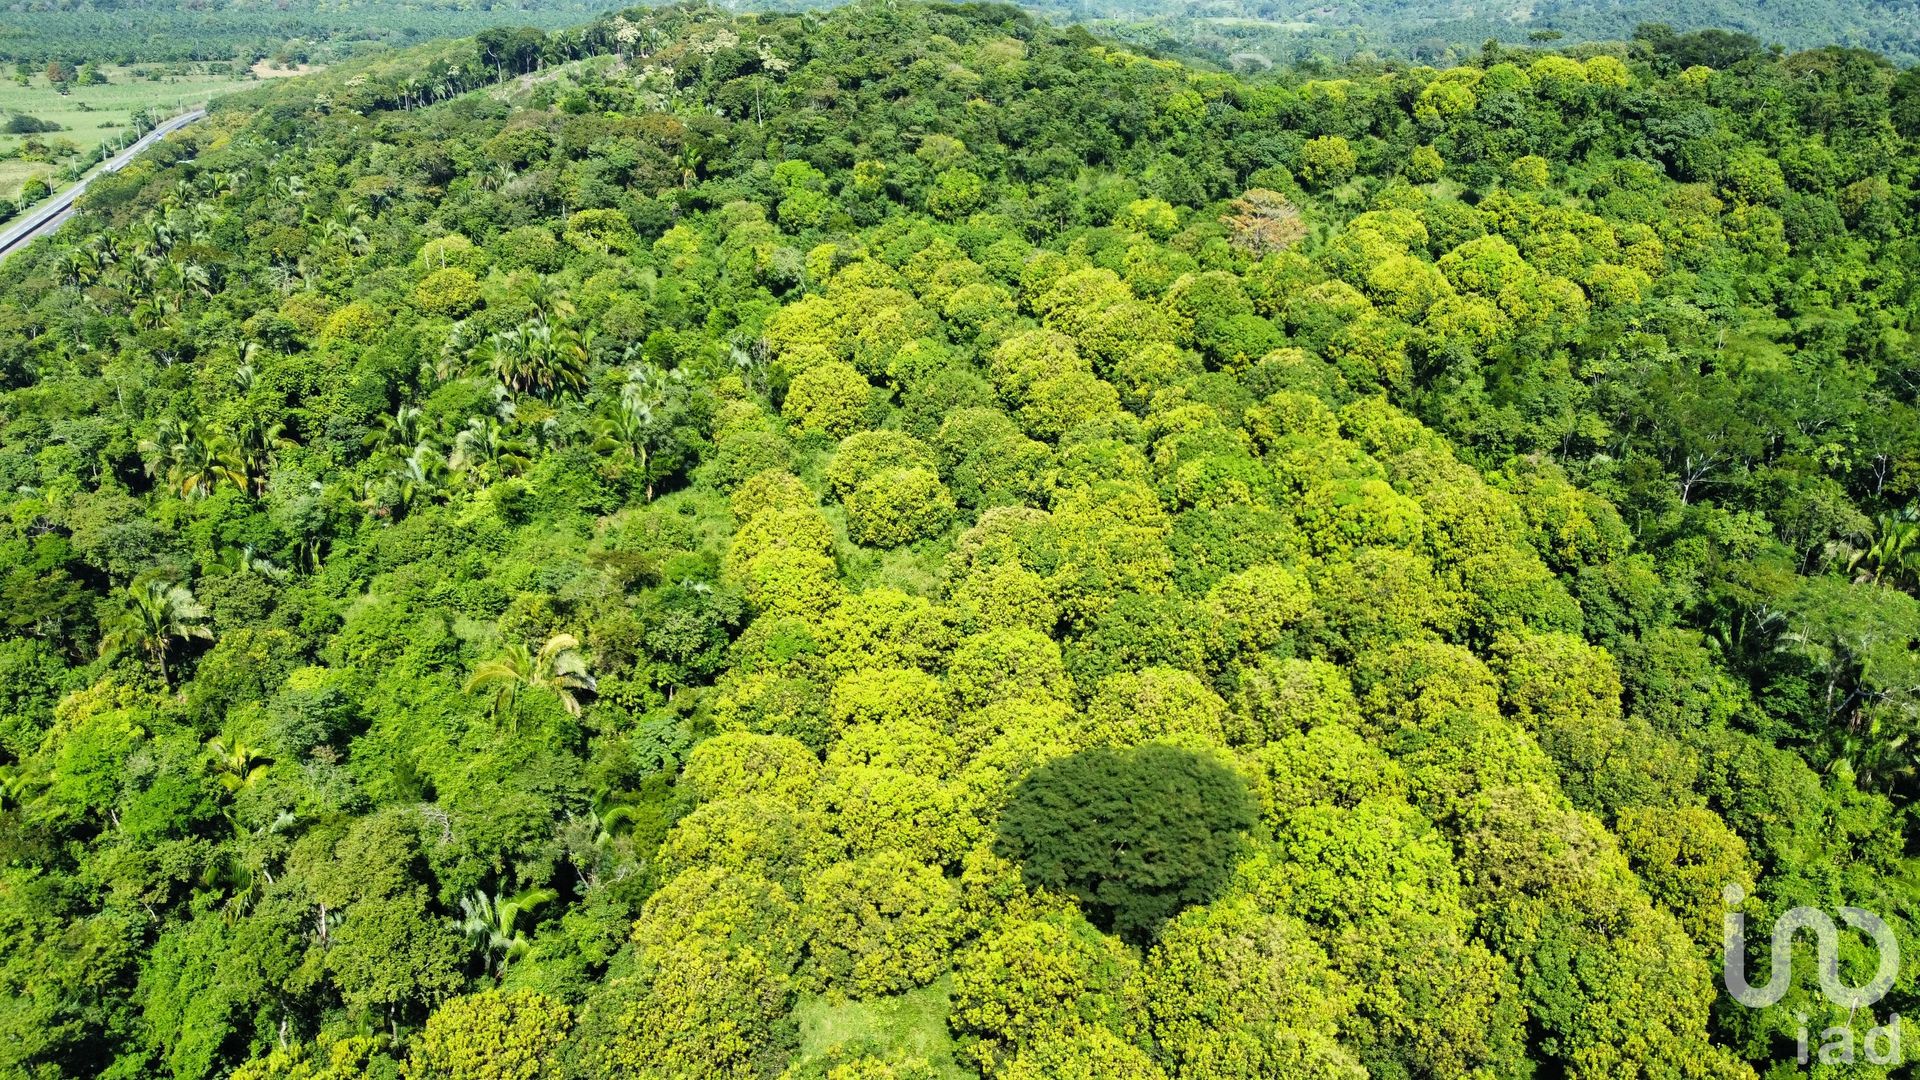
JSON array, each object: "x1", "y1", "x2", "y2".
[
  {"x1": 1408, "y1": 145, "x2": 1445, "y2": 183},
  {"x1": 782, "y1": 360, "x2": 872, "y2": 437},
  {"x1": 825, "y1": 430, "x2": 938, "y2": 499},
  {"x1": 682, "y1": 732, "x2": 821, "y2": 803},
  {"x1": 802, "y1": 851, "x2": 962, "y2": 996},
  {"x1": 3, "y1": 113, "x2": 61, "y2": 135},
  {"x1": 844, "y1": 468, "x2": 956, "y2": 547},
  {"x1": 1297, "y1": 136, "x2": 1356, "y2": 189},
  {"x1": 950, "y1": 913, "x2": 1137, "y2": 1070},
  {"x1": 405, "y1": 990, "x2": 571, "y2": 1080},
  {"x1": 411, "y1": 267, "x2": 482, "y2": 316}
]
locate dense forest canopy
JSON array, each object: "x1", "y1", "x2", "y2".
[{"x1": 4, "y1": 1, "x2": 1920, "y2": 1078}]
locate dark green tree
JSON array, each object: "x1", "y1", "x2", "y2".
[{"x1": 996, "y1": 744, "x2": 1257, "y2": 941}]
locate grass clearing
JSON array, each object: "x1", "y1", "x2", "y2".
[
  {"x1": 792, "y1": 979, "x2": 968, "y2": 1078},
  {"x1": 251, "y1": 61, "x2": 322, "y2": 80},
  {"x1": 0, "y1": 66, "x2": 256, "y2": 202}
]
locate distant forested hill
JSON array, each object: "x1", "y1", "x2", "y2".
[
  {"x1": 5, "y1": 0, "x2": 1917, "y2": 67},
  {"x1": 1020, "y1": 0, "x2": 1920, "y2": 66},
  {"x1": 0, "y1": 0, "x2": 627, "y2": 63}
]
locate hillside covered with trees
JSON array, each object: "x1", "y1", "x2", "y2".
[
  {"x1": 3, "y1": 2, "x2": 1920, "y2": 1078},
  {"x1": 0, "y1": 0, "x2": 628, "y2": 66},
  {"x1": 1054, "y1": 0, "x2": 1920, "y2": 68}
]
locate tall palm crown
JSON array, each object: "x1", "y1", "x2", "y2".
[
  {"x1": 464, "y1": 633, "x2": 596, "y2": 725},
  {"x1": 100, "y1": 581, "x2": 214, "y2": 685}
]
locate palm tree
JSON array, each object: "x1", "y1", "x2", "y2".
[
  {"x1": 456, "y1": 886, "x2": 557, "y2": 977},
  {"x1": 437, "y1": 321, "x2": 480, "y2": 380},
  {"x1": 475, "y1": 162, "x2": 517, "y2": 193},
  {"x1": 139, "y1": 419, "x2": 227, "y2": 499},
  {"x1": 484, "y1": 325, "x2": 532, "y2": 391},
  {"x1": 0, "y1": 764, "x2": 41, "y2": 814},
  {"x1": 130, "y1": 298, "x2": 169, "y2": 334},
  {"x1": 206, "y1": 736, "x2": 273, "y2": 794},
  {"x1": 591, "y1": 403, "x2": 655, "y2": 474},
  {"x1": 186, "y1": 809, "x2": 294, "y2": 923},
  {"x1": 488, "y1": 382, "x2": 518, "y2": 423},
  {"x1": 178, "y1": 259, "x2": 212, "y2": 305},
  {"x1": 1851, "y1": 513, "x2": 1920, "y2": 590},
  {"x1": 593, "y1": 365, "x2": 685, "y2": 500},
  {"x1": 726, "y1": 337, "x2": 770, "y2": 396},
  {"x1": 486, "y1": 316, "x2": 588, "y2": 398},
  {"x1": 343, "y1": 217, "x2": 372, "y2": 257},
  {"x1": 270, "y1": 173, "x2": 308, "y2": 203},
  {"x1": 59, "y1": 236, "x2": 119, "y2": 288},
  {"x1": 232, "y1": 354, "x2": 260, "y2": 395},
  {"x1": 121, "y1": 250, "x2": 159, "y2": 299},
  {"x1": 619, "y1": 361, "x2": 685, "y2": 416},
  {"x1": 318, "y1": 218, "x2": 370, "y2": 260},
  {"x1": 58, "y1": 246, "x2": 101, "y2": 288},
  {"x1": 365, "y1": 405, "x2": 427, "y2": 463},
  {"x1": 124, "y1": 220, "x2": 160, "y2": 262},
  {"x1": 465, "y1": 633, "x2": 596, "y2": 724},
  {"x1": 101, "y1": 580, "x2": 213, "y2": 686},
  {"x1": 225, "y1": 414, "x2": 294, "y2": 497},
  {"x1": 517, "y1": 276, "x2": 576, "y2": 323},
  {"x1": 226, "y1": 543, "x2": 289, "y2": 582},
  {"x1": 288, "y1": 487, "x2": 328, "y2": 572},
  {"x1": 556, "y1": 800, "x2": 640, "y2": 889},
  {"x1": 449, "y1": 416, "x2": 530, "y2": 482},
  {"x1": 389, "y1": 444, "x2": 448, "y2": 519}
]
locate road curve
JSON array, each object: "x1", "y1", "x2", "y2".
[{"x1": 0, "y1": 108, "x2": 207, "y2": 262}]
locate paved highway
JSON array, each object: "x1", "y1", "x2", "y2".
[{"x1": 0, "y1": 108, "x2": 206, "y2": 262}]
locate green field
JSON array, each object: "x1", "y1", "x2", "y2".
[
  {"x1": 792, "y1": 981, "x2": 968, "y2": 1078},
  {"x1": 0, "y1": 66, "x2": 252, "y2": 203}
]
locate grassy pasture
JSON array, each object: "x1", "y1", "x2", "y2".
[
  {"x1": 0, "y1": 66, "x2": 252, "y2": 202},
  {"x1": 791, "y1": 979, "x2": 969, "y2": 1078}
]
